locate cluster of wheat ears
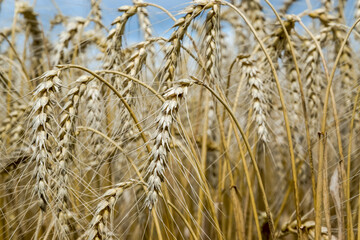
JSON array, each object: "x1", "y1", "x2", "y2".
[{"x1": 1, "y1": 0, "x2": 360, "y2": 239}]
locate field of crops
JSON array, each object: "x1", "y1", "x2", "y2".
[{"x1": 0, "y1": 0, "x2": 359, "y2": 239}]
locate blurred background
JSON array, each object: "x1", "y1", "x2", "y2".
[
  {"x1": 1, "y1": 0, "x2": 358, "y2": 43},
  {"x1": 0, "y1": 0, "x2": 355, "y2": 37},
  {"x1": 0, "y1": 0, "x2": 358, "y2": 66}
]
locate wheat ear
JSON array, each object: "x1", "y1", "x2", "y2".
[
  {"x1": 133, "y1": 0, "x2": 155, "y2": 62},
  {"x1": 31, "y1": 70, "x2": 62, "y2": 211},
  {"x1": 162, "y1": 1, "x2": 214, "y2": 85},
  {"x1": 333, "y1": 27, "x2": 356, "y2": 114},
  {"x1": 54, "y1": 76, "x2": 89, "y2": 235},
  {"x1": 16, "y1": 2, "x2": 44, "y2": 77},
  {"x1": 241, "y1": 58, "x2": 268, "y2": 143},
  {"x1": 243, "y1": 0, "x2": 267, "y2": 38},
  {"x1": 83, "y1": 180, "x2": 138, "y2": 240},
  {"x1": 53, "y1": 18, "x2": 86, "y2": 66},
  {"x1": 104, "y1": 5, "x2": 139, "y2": 70},
  {"x1": 85, "y1": 80, "x2": 104, "y2": 168},
  {"x1": 0, "y1": 103, "x2": 28, "y2": 151},
  {"x1": 145, "y1": 79, "x2": 194, "y2": 209},
  {"x1": 112, "y1": 42, "x2": 149, "y2": 143},
  {"x1": 90, "y1": 0, "x2": 102, "y2": 31}
]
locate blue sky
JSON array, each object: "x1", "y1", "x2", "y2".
[
  {"x1": 1, "y1": 0, "x2": 194, "y2": 33},
  {"x1": 0, "y1": 0, "x2": 359, "y2": 44},
  {"x1": 0, "y1": 1, "x2": 303, "y2": 31},
  {"x1": 1, "y1": 0, "x2": 358, "y2": 30}
]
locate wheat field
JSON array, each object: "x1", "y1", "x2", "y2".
[{"x1": 0, "y1": 0, "x2": 360, "y2": 239}]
